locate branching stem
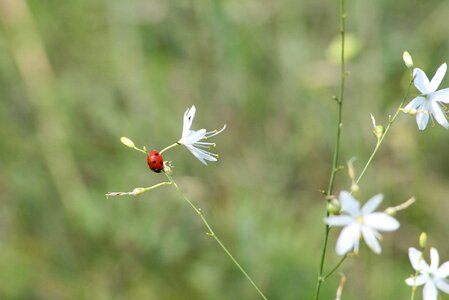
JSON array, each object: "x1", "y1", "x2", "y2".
[
  {"x1": 356, "y1": 77, "x2": 414, "y2": 185},
  {"x1": 313, "y1": 0, "x2": 346, "y2": 299}
]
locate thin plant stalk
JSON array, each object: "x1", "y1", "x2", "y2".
[
  {"x1": 409, "y1": 277, "x2": 418, "y2": 300},
  {"x1": 164, "y1": 173, "x2": 268, "y2": 300},
  {"x1": 313, "y1": 2, "x2": 416, "y2": 297},
  {"x1": 313, "y1": 0, "x2": 346, "y2": 298},
  {"x1": 409, "y1": 253, "x2": 425, "y2": 300},
  {"x1": 323, "y1": 255, "x2": 348, "y2": 281},
  {"x1": 105, "y1": 181, "x2": 172, "y2": 197},
  {"x1": 312, "y1": 73, "x2": 414, "y2": 299},
  {"x1": 355, "y1": 76, "x2": 414, "y2": 185},
  {"x1": 160, "y1": 142, "x2": 179, "y2": 154}
]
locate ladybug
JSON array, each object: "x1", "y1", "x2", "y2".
[{"x1": 147, "y1": 150, "x2": 164, "y2": 173}]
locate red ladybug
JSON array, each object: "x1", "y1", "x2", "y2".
[{"x1": 147, "y1": 150, "x2": 164, "y2": 173}]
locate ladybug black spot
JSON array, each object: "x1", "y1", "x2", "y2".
[
  {"x1": 155, "y1": 153, "x2": 159, "y2": 156},
  {"x1": 159, "y1": 162, "x2": 163, "y2": 165},
  {"x1": 153, "y1": 160, "x2": 157, "y2": 164}
]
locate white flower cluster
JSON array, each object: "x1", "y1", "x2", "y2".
[
  {"x1": 322, "y1": 56, "x2": 449, "y2": 299},
  {"x1": 406, "y1": 247, "x2": 449, "y2": 300}
]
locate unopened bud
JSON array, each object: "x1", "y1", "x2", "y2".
[
  {"x1": 120, "y1": 137, "x2": 135, "y2": 148},
  {"x1": 403, "y1": 51, "x2": 414, "y2": 68},
  {"x1": 385, "y1": 207, "x2": 396, "y2": 216},
  {"x1": 419, "y1": 232, "x2": 428, "y2": 249},
  {"x1": 373, "y1": 125, "x2": 385, "y2": 139},
  {"x1": 384, "y1": 196, "x2": 415, "y2": 216},
  {"x1": 347, "y1": 158, "x2": 356, "y2": 181},
  {"x1": 370, "y1": 113, "x2": 377, "y2": 128},
  {"x1": 408, "y1": 108, "x2": 417, "y2": 115},
  {"x1": 131, "y1": 187, "x2": 145, "y2": 195},
  {"x1": 350, "y1": 183, "x2": 360, "y2": 196},
  {"x1": 327, "y1": 198, "x2": 341, "y2": 215}
]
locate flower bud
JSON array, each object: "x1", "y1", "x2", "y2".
[
  {"x1": 419, "y1": 232, "x2": 428, "y2": 249},
  {"x1": 350, "y1": 183, "x2": 360, "y2": 196},
  {"x1": 403, "y1": 51, "x2": 413, "y2": 68},
  {"x1": 408, "y1": 108, "x2": 417, "y2": 115},
  {"x1": 131, "y1": 187, "x2": 145, "y2": 195},
  {"x1": 327, "y1": 198, "x2": 341, "y2": 215},
  {"x1": 373, "y1": 125, "x2": 385, "y2": 139},
  {"x1": 347, "y1": 158, "x2": 356, "y2": 181},
  {"x1": 385, "y1": 207, "x2": 396, "y2": 216},
  {"x1": 120, "y1": 137, "x2": 135, "y2": 148}
]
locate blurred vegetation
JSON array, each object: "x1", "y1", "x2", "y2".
[{"x1": 1, "y1": 0, "x2": 449, "y2": 299}]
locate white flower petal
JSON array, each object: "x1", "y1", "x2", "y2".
[
  {"x1": 436, "y1": 262, "x2": 449, "y2": 278},
  {"x1": 414, "y1": 68, "x2": 432, "y2": 94},
  {"x1": 429, "y1": 63, "x2": 447, "y2": 92},
  {"x1": 430, "y1": 101, "x2": 449, "y2": 129},
  {"x1": 405, "y1": 274, "x2": 428, "y2": 286},
  {"x1": 186, "y1": 145, "x2": 217, "y2": 165},
  {"x1": 335, "y1": 222, "x2": 360, "y2": 256},
  {"x1": 188, "y1": 149, "x2": 207, "y2": 165},
  {"x1": 423, "y1": 280, "x2": 438, "y2": 300},
  {"x1": 361, "y1": 226, "x2": 381, "y2": 254},
  {"x1": 431, "y1": 88, "x2": 449, "y2": 103},
  {"x1": 435, "y1": 279, "x2": 449, "y2": 294},
  {"x1": 363, "y1": 213, "x2": 400, "y2": 231},
  {"x1": 361, "y1": 194, "x2": 383, "y2": 215},
  {"x1": 409, "y1": 248, "x2": 428, "y2": 271},
  {"x1": 405, "y1": 96, "x2": 425, "y2": 110},
  {"x1": 179, "y1": 129, "x2": 207, "y2": 145},
  {"x1": 339, "y1": 191, "x2": 360, "y2": 216},
  {"x1": 409, "y1": 247, "x2": 421, "y2": 260},
  {"x1": 430, "y1": 248, "x2": 440, "y2": 272},
  {"x1": 194, "y1": 146, "x2": 217, "y2": 160},
  {"x1": 416, "y1": 110, "x2": 430, "y2": 130},
  {"x1": 182, "y1": 105, "x2": 196, "y2": 138},
  {"x1": 325, "y1": 215, "x2": 354, "y2": 227}
]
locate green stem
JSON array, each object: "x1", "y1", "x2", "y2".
[
  {"x1": 313, "y1": 0, "x2": 346, "y2": 299},
  {"x1": 410, "y1": 282, "x2": 417, "y2": 300},
  {"x1": 165, "y1": 173, "x2": 268, "y2": 300},
  {"x1": 323, "y1": 255, "x2": 348, "y2": 280},
  {"x1": 355, "y1": 77, "x2": 414, "y2": 185},
  {"x1": 409, "y1": 253, "x2": 424, "y2": 300},
  {"x1": 132, "y1": 146, "x2": 148, "y2": 155},
  {"x1": 142, "y1": 181, "x2": 172, "y2": 192},
  {"x1": 160, "y1": 142, "x2": 179, "y2": 154}
]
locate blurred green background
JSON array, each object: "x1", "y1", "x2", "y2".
[{"x1": 1, "y1": 0, "x2": 449, "y2": 299}]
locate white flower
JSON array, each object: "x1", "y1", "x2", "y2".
[
  {"x1": 405, "y1": 63, "x2": 449, "y2": 130},
  {"x1": 405, "y1": 247, "x2": 449, "y2": 300},
  {"x1": 325, "y1": 191, "x2": 400, "y2": 256},
  {"x1": 178, "y1": 105, "x2": 226, "y2": 165}
]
